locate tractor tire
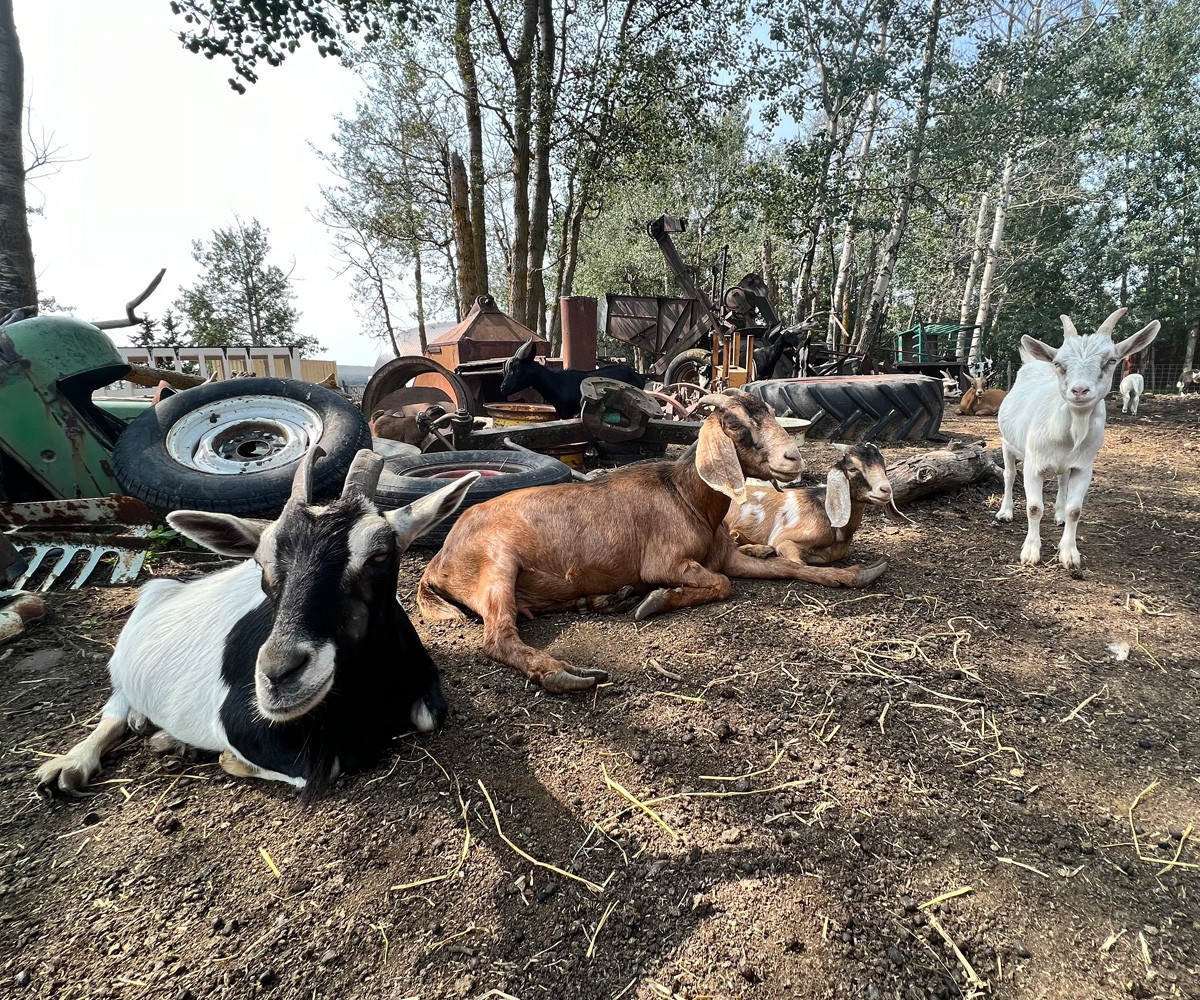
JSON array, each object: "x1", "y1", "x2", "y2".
[{"x1": 743, "y1": 375, "x2": 946, "y2": 443}]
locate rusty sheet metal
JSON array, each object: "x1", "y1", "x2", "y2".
[{"x1": 0, "y1": 495, "x2": 154, "y2": 529}]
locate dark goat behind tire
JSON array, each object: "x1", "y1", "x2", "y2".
[
  {"x1": 113, "y1": 379, "x2": 371, "y2": 516},
  {"x1": 743, "y1": 375, "x2": 946, "y2": 443},
  {"x1": 375, "y1": 450, "x2": 574, "y2": 547}
]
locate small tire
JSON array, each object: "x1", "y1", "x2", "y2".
[
  {"x1": 743, "y1": 375, "x2": 946, "y2": 443},
  {"x1": 113, "y1": 378, "x2": 371, "y2": 516},
  {"x1": 376, "y1": 450, "x2": 573, "y2": 548},
  {"x1": 663, "y1": 349, "x2": 714, "y2": 389}
]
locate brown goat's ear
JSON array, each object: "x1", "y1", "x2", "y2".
[
  {"x1": 824, "y1": 468, "x2": 852, "y2": 528},
  {"x1": 695, "y1": 414, "x2": 746, "y2": 504}
]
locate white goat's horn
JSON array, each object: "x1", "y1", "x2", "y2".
[
  {"x1": 1059, "y1": 315, "x2": 1080, "y2": 339},
  {"x1": 342, "y1": 449, "x2": 384, "y2": 500},
  {"x1": 290, "y1": 446, "x2": 325, "y2": 504},
  {"x1": 1097, "y1": 307, "x2": 1128, "y2": 338}
]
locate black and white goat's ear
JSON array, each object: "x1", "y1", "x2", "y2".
[
  {"x1": 385, "y1": 472, "x2": 481, "y2": 550},
  {"x1": 166, "y1": 511, "x2": 268, "y2": 558},
  {"x1": 1021, "y1": 334, "x2": 1058, "y2": 365},
  {"x1": 824, "y1": 468, "x2": 852, "y2": 528},
  {"x1": 1113, "y1": 320, "x2": 1161, "y2": 359}
]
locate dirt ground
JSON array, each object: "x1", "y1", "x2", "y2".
[{"x1": 3, "y1": 396, "x2": 1199, "y2": 1000}]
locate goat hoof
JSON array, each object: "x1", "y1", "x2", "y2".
[
  {"x1": 541, "y1": 669, "x2": 602, "y2": 694},
  {"x1": 739, "y1": 544, "x2": 776, "y2": 559},
  {"x1": 35, "y1": 756, "x2": 93, "y2": 797},
  {"x1": 633, "y1": 588, "x2": 672, "y2": 621},
  {"x1": 850, "y1": 559, "x2": 888, "y2": 588},
  {"x1": 1019, "y1": 544, "x2": 1042, "y2": 566},
  {"x1": 994, "y1": 509, "x2": 1013, "y2": 523}
]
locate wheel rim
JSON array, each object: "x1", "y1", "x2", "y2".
[{"x1": 164, "y1": 395, "x2": 324, "y2": 475}]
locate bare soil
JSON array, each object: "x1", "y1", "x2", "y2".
[{"x1": 3, "y1": 397, "x2": 1199, "y2": 1000}]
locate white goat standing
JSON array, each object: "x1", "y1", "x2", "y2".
[
  {"x1": 995, "y1": 307, "x2": 1159, "y2": 568},
  {"x1": 1120, "y1": 372, "x2": 1145, "y2": 415}
]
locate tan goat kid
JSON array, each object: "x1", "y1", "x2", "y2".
[
  {"x1": 417, "y1": 394, "x2": 888, "y2": 693},
  {"x1": 726, "y1": 442, "x2": 911, "y2": 565},
  {"x1": 958, "y1": 377, "x2": 1007, "y2": 416}
]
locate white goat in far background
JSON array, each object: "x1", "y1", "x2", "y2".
[
  {"x1": 996, "y1": 307, "x2": 1159, "y2": 568},
  {"x1": 1120, "y1": 372, "x2": 1144, "y2": 415}
]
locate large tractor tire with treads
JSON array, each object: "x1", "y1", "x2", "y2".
[{"x1": 743, "y1": 375, "x2": 946, "y2": 443}]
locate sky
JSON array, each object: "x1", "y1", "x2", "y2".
[{"x1": 15, "y1": 0, "x2": 388, "y2": 366}]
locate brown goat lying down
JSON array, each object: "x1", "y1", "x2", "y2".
[
  {"x1": 417, "y1": 394, "x2": 888, "y2": 693},
  {"x1": 726, "y1": 442, "x2": 911, "y2": 565}
]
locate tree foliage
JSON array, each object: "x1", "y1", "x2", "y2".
[{"x1": 174, "y1": 216, "x2": 313, "y2": 351}]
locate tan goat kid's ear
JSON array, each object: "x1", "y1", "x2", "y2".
[
  {"x1": 824, "y1": 468, "x2": 853, "y2": 528},
  {"x1": 695, "y1": 414, "x2": 747, "y2": 504}
]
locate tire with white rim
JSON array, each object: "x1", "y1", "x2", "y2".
[{"x1": 113, "y1": 378, "x2": 371, "y2": 515}]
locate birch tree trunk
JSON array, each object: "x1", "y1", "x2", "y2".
[
  {"x1": 956, "y1": 190, "x2": 990, "y2": 358},
  {"x1": 858, "y1": 0, "x2": 942, "y2": 363},
  {"x1": 968, "y1": 156, "x2": 1015, "y2": 364},
  {"x1": 0, "y1": 0, "x2": 34, "y2": 312}
]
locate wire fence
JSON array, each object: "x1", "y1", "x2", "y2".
[{"x1": 984, "y1": 362, "x2": 1187, "y2": 393}]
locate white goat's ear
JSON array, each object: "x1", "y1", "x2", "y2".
[
  {"x1": 166, "y1": 511, "x2": 268, "y2": 558},
  {"x1": 1059, "y1": 315, "x2": 1080, "y2": 339},
  {"x1": 1021, "y1": 335, "x2": 1058, "y2": 364},
  {"x1": 1113, "y1": 320, "x2": 1161, "y2": 359},
  {"x1": 384, "y1": 471, "x2": 481, "y2": 550},
  {"x1": 695, "y1": 414, "x2": 746, "y2": 504},
  {"x1": 824, "y1": 468, "x2": 852, "y2": 528}
]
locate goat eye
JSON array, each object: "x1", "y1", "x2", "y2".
[{"x1": 370, "y1": 552, "x2": 390, "y2": 564}]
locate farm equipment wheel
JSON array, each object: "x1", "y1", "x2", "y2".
[
  {"x1": 375, "y1": 449, "x2": 573, "y2": 548},
  {"x1": 113, "y1": 378, "x2": 371, "y2": 515},
  {"x1": 663, "y1": 349, "x2": 715, "y2": 390},
  {"x1": 743, "y1": 375, "x2": 945, "y2": 443}
]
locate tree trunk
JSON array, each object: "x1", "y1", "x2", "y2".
[
  {"x1": 0, "y1": 0, "x2": 34, "y2": 313},
  {"x1": 956, "y1": 190, "x2": 990, "y2": 358},
  {"x1": 1183, "y1": 319, "x2": 1198, "y2": 375},
  {"x1": 858, "y1": 0, "x2": 942, "y2": 364},
  {"x1": 525, "y1": 0, "x2": 555, "y2": 336},
  {"x1": 448, "y1": 151, "x2": 476, "y2": 312},
  {"x1": 413, "y1": 245, "x2": 428, "y2": 354},
  {"x1": 505, "y1": 0, "x2": 539, "y2": 328},
  {"x1": 968, "y1": 156, "x2": 1015, "y2": 364},
  {"x1": 761, "y1": 229, "x2": 776, "y2": 309},
  {"x1": 454, "y1": 0, "x2": 488, "y2": 300}
]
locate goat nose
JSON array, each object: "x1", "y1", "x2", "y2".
[
  {"x1": 783, "y1": 446, "x2": 800, "y2": 464},
  {"x1": 878, "y1": 484, "x2": 892, "y2": 496},
  {"x1": 263, "y1": 648, "x2": 309, "y2": 688},
  {"x1": 1070, "y1": 385, "x2": 1090, "y2": 397}
]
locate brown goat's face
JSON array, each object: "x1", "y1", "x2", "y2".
[
  {"x1": 842, "y1": 445, "x2": 893, "y2": 505},
  {"x1": 718, "y1": 395, "x2": 803, "y2": 483}
]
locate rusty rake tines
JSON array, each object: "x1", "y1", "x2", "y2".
[{"x1": 1, "y1": 531, "x2": 150, "y2": 598}]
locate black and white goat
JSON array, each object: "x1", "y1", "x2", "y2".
[
  {"x1": 36, "y1": 450, "x2": 478, "y2": 796},
  {"x1": 500, "y1": 338, "x2": 646, "y2": 419}
]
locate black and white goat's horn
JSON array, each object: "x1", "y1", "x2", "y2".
[
  {"x1": 341, "y1": 449, "x2": 384, "y2": 500},
  {"x1": 291, "y1": 446, "x2": 325, "y2": 504}
]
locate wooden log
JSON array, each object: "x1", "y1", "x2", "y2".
[
  {"x1": 124, "y1": 363, "x2": 206, "y2": 390},
  {"x1": 885, "y1": 440, "x2": 1001, "y2": 505}
]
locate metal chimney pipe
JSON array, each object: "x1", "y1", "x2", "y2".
[{"x1": 560, "y1": 296, "x2": 598, "y2": 372}]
